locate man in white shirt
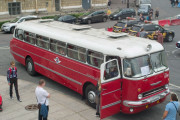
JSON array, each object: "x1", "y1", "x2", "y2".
[{"x1": 35, "y1": 79, "x2": 50, "y2": 120}]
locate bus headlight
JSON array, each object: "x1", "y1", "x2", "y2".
[
  {"x1": 165, "y1": 84, "x2": 169, "y2": 89},
  {"x1": 138, "y1": 94, "x2": 143, "y2": 100}
]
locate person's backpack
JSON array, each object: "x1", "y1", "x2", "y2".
[{"x1": 8, "y1": 67, "x2": 17, "y2": 78}]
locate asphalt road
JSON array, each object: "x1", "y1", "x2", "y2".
[{"x1": 0, "y1": 0, "x2": 180, "y2": 120}]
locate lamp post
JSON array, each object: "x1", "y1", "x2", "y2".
[{"x1": 127, "y1": 0, "x2": 129, "y2": 8}]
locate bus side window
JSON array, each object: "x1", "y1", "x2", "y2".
[
  {"x1": 36, "y1": 35, "x2": 49, "y2": 50},
  {"x1": 67, "y1": 44, "x2": 78, "y2": 60},
  {"x1": 15, "y1": 29, "x2": 24, "y2": 41},
  {"x1": 50, "y1": 39, "x2": 57, "y2": 52},
  {"x1": 78, "y1": 47, "x2": 86, "y2": 62},
  {"x1": 87, "y1": 50, "x2": 103, "y2": 68},
  {"x1": 24, "y1": 31, "x2": 35, "y2": 44},
  {"x1": 57, "y1": 41, "x2": 66, "y2": 55}
]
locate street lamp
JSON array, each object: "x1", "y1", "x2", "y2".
[{"x1": 127, "y1": 0, "x2": 129, "y2": 8}]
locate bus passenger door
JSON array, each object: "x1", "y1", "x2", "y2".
[{"x1": 100, "y1": 59, "x2": 122, "y2": 119}]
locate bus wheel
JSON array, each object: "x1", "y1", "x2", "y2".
[
  {"x1": 26, "y1": 57, "x2": 36, "y2": 76},
  {"x1": 85, "y1": 84, "x2": 96, "y2": 108}
]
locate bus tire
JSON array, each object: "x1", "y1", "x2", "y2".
[
  {"x1": 26, "y1": 57, "x2": 36, "y2": 76},
  {"x1": 85, "y1": 84, "x2": 96, "y2": 108}
]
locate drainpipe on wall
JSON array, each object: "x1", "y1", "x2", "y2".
[{"x1": 35, "y1": 0, "x2": 38, "y2": 13}]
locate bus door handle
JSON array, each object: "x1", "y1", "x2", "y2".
[{"x1": 143, "y1": 79, "x2": 148, "y2": 82}]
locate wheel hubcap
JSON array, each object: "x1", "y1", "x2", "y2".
[
  {"x1": 169, "y1": 36, "x2": 172, "y2": 41},
  {"x1": 88, "y1": 91, "x2": 96, "y2": 103},
  {"x1": 27, "y1": 62, "x2": 32, "y2": 72}
]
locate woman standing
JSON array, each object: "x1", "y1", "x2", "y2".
[{"x1": 162, "y1": 93, "x2": 180, "y2": 120}]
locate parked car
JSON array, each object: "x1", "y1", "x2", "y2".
[
  {"x1": 176, "y1": 41, "x2": 180, "y2": 48},
  {"x1": 54, "y1": 15, "x2": 77, "y2": 24},
  {"x1": 109, "y1": 8, "x2": 136, "y2": 20},
  {"x1": 113, "y1": 20, "x2": 140, "y2": 33},
  {"x1": 129, "y1": 23, "x2": 175, "y2": 42},
  {"x1": 1, "y1": 16, "x2": 38, "y2": 34},
  {"x1": 175, "y1": 14, "x2": 180, "y2": 19},
  {"x1": 140, "y1": 0, "x2": 151, "y2": 7},
  {"x1": 138, "y1": 4, "x2": 151, "y2": 16},
  {"x1": 78, "y1": 11, "x2": 108, "y2": 24}
]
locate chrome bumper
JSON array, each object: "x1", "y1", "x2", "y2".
[{"x1": 123, "y1": 89, "x2": 169, "y2": 107}]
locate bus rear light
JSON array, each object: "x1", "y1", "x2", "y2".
[{"x1": 138, "y1": 94, "x2": 143, "y2": 100}]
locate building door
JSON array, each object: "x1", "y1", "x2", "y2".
[
  {"x1": 55, "y1": 0, "x2": 60, "y2": 11},
  {"x1": 82, "y1": 0, "x2": 91, "y2": 10}
]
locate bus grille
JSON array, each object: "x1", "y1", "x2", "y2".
[{"x1": 142, "y1": 86, "x2": 166, "y2": 98}]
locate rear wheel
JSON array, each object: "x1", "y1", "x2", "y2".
[
  {"x1": 26, "y1": 57, "x2": 36, "y2": 76},
  {"x1": 10, "y1": 27, "x2": 15, "y2": 34},
  {"x1": 85, "y1": 84, "x2": 96, "y2": 108},
  {"x1": 166, "y1": 34, "x2": 173, "y2": 42}
]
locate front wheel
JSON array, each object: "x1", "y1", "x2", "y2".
[
  {"x1": 85, "y1": 84, "x2": 96, "y2": 108},
  {"x1": 166, "y1": 34, "x2": 173, "y2": 42},
  {"x1": 10, "y1": 27, "x2": 15, "y2": 34},
  {"x1": 26, "y1": 57, "x2": 37, "y2": 76}
]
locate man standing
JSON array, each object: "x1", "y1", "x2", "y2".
[
  {"x1": 155, "y1": 8, "x2": 159, "y2": 19},
  {"x1": 35, "y1": 79, "x2": 50, "y2": 120},
  {"x1": 139, "y1": 13, "x2": 145, "y2": 22},
  {"x1": 7, "y1": 61, "x2": 21, "y2": 102}
]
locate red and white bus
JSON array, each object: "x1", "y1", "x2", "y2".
[{"x1": 10, "y1": 20, "x2": 169, "y2": 119}]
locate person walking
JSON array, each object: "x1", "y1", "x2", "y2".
[
  {"x1": 162, "y1": 93, "x2": 180, "y2": 120},
  {"x1": 35, "y1": 79, "x2": 50, "y2": 120},
  {"x1": 155, "y1": 8, "x2": 159, "y2": 19},
  {"x1": 171, "y1": 0, "x2": 175, "y2": 7},
  {"x1": 7, "y1": 61, "x2": 22, "y2": 102},
  {"x1": 156, "y1": 30, "x2": 164, "y2": 45},
  {"x1": 146, "y1": 13, "x2": 153, "y2": 21},
  {"x1": 95, "y1": 79, "x2": 101, "y2": 117}
]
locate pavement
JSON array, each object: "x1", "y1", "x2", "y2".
[
  {"x1": 0, "y1": 75, "x2": 100, "y2": 120},
  {"x1": 0, "y1": 0, "x2": 180, "y2": 120}
]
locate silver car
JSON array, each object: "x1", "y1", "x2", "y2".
[{"x1": 1, "y1": 16, "x2": 38, "y2": 33}]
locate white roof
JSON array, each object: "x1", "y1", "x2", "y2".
[{"x1": 16, "y1": 20, "x2": 164, "y2": 58}]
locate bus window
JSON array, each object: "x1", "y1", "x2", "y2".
[
  {"x1": 57, "y1": 41, "x2": 66, "y2": 55},
  {"x1": 36, "y1": 35, "x2": 49, "y2": 50},
  {"x1": 104, "y1": 60, "x2": 119, "y2": 80},
  {"x1": 15, "y1": 29, "x2": 24, "y2": 41},
  {"x1": 78, "y1": 47, "x2": 86, "y2": 62},
  {"x1": 50, "y1": 39, "x2": 57, "y2": 52},
  {"x1": 87, "y1": 50, "x2": 104, "y2": 68},
  {"x1": 24, "y1": 31, "x2": 36, "y2": 44},
  {"x1": 67, "y1": 44, "x2": 78, "y2": 60}
]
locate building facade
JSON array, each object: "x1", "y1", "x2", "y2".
[{"x1": 0, "y1": 0, "x2": 108, "y2": 15}]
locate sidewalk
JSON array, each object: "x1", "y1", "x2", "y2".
[{"x1": 0, "y1": 75, "x2": 100, "y2": 120}]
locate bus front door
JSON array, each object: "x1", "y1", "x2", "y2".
[{"x1": 100, "y1": 59, "x2": 122, "y2": 119}]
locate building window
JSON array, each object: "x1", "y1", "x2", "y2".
[
  {"x1": 67, "y1": 44, "x2": 86, "y2": 62},
  {"x1": 15, "y1": 29, "x2": 24, "y2": 40},
  {"x1": 24, "y1": 31, "x2": 36, "y2": 44},
  {"x1": 36, "y1": 35, "x2": 49, "y2": 49},
  {"x1": 8, "y1": 2, "x2": 21, "y2": 15},
  {"x1": 87, "y1": 50, "x2": 104, "y2": 68}
]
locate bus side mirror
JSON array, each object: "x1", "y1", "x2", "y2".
[{"x1": 125, "y1": 68, "x2": 132, "y2": 76}]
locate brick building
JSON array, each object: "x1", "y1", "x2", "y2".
[{"x1": 0, "y1": 0, "x2": 108, "y2": 15}]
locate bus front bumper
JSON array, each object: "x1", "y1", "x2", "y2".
[{"x1": 123, "y1": 89, "x2": 169, "y2": 107}]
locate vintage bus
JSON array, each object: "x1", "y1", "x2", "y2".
[{"x1": 10, "y1": 20, "x2": 169, "y2": 119}]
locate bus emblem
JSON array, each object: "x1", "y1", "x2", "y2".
[{"x1": 54, "y1": 57, "x2": 61, "y2": 64}]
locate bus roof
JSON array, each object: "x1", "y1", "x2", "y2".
[{"x1": 16, "y1": 20, "x2": 164, "y2": 58}]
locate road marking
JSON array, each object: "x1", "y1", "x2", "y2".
[
  {"x1": 170, "y1": 83, "x2": 180, "y2": 89},
  {"x1": 0, "y1": 46, "x2": 10, "y2": 49}
]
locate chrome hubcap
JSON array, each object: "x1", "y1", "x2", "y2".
[
  {"x1": 169, "y1": 36, "x2": 173, "y2": 41},
  {"x1": 27, "y1": 62, "x2": 32, "y2": 72},
  {"x1": 88, "y1": 91, "x2": 96, "y2": 103}
]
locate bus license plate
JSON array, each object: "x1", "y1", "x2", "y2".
[{"x1": 151, "y1": 96, "x2": 160, "y2": 103}]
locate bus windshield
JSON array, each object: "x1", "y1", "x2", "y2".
[
  {"x1": 123, "y1": 51, "x2": 168, "y2": 78},
  {"x1": 151, "y1": 51, "x2": 168, "y2": 72}
]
